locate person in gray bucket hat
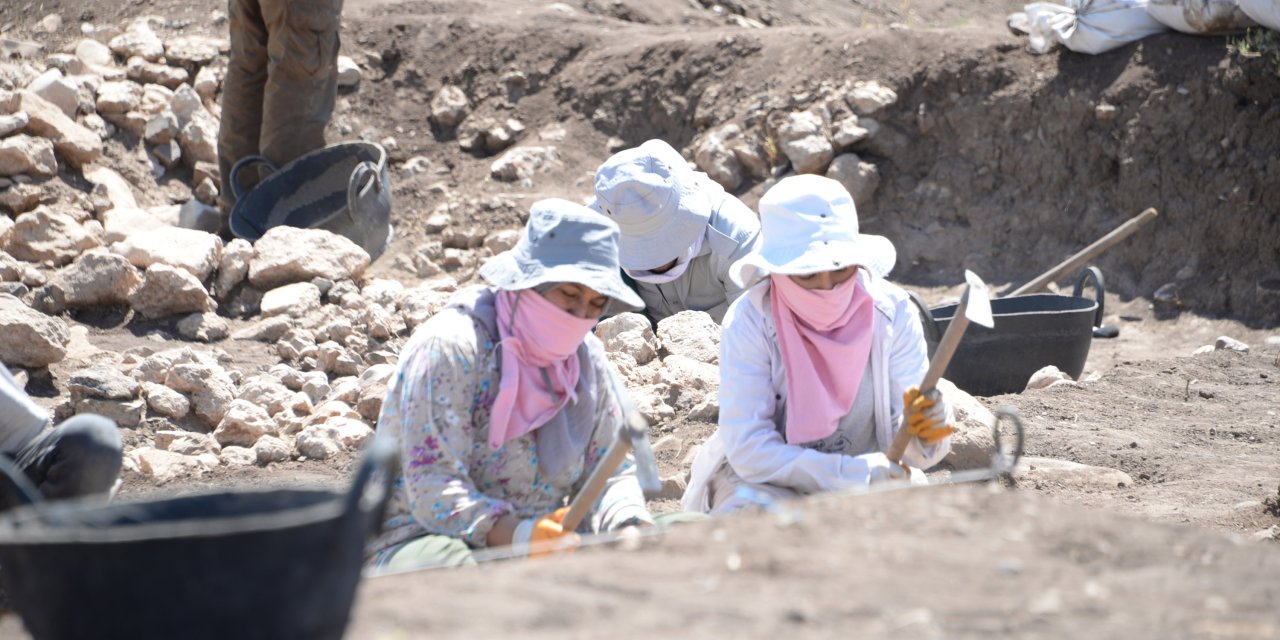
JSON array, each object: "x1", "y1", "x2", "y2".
[
  {"x1": 365, "y1": 199, "x2": 657, "y2": 570},
  {"x1": 594, "y1": 139, "x2": 762, "y2": 324}
]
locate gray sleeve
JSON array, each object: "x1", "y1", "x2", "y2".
[
  {"x1": 710, "y1": 197, "x2": 763, "y2": 305},
  {"x1": 0, "y1": 365, "x2": 50, "y2": 454}
]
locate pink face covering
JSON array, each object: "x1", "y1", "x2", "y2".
[
  {"x1": 488, "y1": 289, "x2": 599, "y2": 450},
  {"x1": 769, "y1": 273, "x2": 875, "y2": 445}
]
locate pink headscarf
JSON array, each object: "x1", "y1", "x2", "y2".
[
  {"x1": 488, "y1": 289, "x2": 598, "y2": 450},
  {"x1": 769, "y1": 273, "x2": 875, "y2": 445}
]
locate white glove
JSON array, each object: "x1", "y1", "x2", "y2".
[{"x1": 842, "y1": 452, "x2": 909, "y2": 487}]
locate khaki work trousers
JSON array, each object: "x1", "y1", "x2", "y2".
[{"x1": 217, "y1": 0, "x2": 344, "y2": 211}]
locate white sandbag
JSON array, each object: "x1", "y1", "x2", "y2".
[
  {"x1": 1238, "y1": 0, "x2": 1280, "y2": 31},
  {"x1": 1023, "y1": 0, "x2": 1169, "y2": 55},
  {"x1": 1146, "y1": 0, "x2": 1258, "y2": 34}
]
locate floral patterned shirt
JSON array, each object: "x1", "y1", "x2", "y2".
[{"x1": 366, "y1": 289, "x2": 651, "y2": 564}]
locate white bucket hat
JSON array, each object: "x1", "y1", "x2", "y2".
[
  {"x1": 730, "y1": 174, "x2": 896, "y2": 288},
  {"x1": 479, "y1": 199, "x2": 645, "y2": 313},
  {"x1": 592, "y1": 139, "x2": 714, "y2": 271}
]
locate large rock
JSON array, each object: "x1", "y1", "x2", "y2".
[
  {"x1": 75, "y1": 397, "x2": 146, "y2": 428},
  {"x1": 7, "y1": 208, "x2": 99, "y2": 265},
  {"x1": 0, "y1": 134, "x2": 57, "y2": 177},
  {"x1": 295, "y1": 424, "x2": 342, "y2": 460},
  {"x1": 213, "y1": 398, "x2": 276, "y2": 448},
  {"x1": 938, "y1": 379, "x2": 996, "y2": 470},
  {"x1": 659, "y1": 354, "x2": 719, "y2": 410},
  {"x1": 237, "y1": 376, "x2": 294, "y2": 416},
  {"x1": 337, "y1": 55, "x2": 362, "y2": 87},
  {"x1": 193, "y1": 66, "x2": 221, "y2": 101},
  {"x1": 260, "y1": 282, "x2": 321, "y2": 318},
  {"x1": 110, "y1": 19, "x2": 165, "y2": 62},
  {"x1": 596, "y1": 312, "x2": 660, "y2": 365},
  {"x1": 0, "y1": 112, "x2": 30, "y2": 138},
  {"x1": 132, "y1": 448, "x2": 206, "y2": 483},
  {"x1": 17, "y1": 91, "x2": 101, "y2": 166},
  {"x1": 214, "y1": 238, "x2": 253, "y2": 299},
  {"x1": 825, "y1": 153, "x2": 880, "y2": 207},
  {"x1": 128, "y1": 263, "x2": 216, "y2": 319},
  {"x1": 0, "y1": 294, "x2": 69, "y2": 367},
  {"x1": 0, "y1": 182, "x2": 42, "y2": 215},
  {"x1": 165, "y1": 362, "x2": 236, "y2": 427},
  {"x1": 656, "y1": 310, "x2": 720, "y2": 364},
  {"x1": 94, "y1": 80, "x2": 143, "y2": 115},
  {"x1": 74, "y1": 38, "x2": 113, "y2": 67},
  {"x1": 693, "y1": 124, "x2": 746, "y2": 191},
  {"x1": 154, "y1": 430, "x2": 218, "y2": 455},
  {"x1": 143, "y1": 383, "x2": 190, "y2": 420},
  {"x1": 83, "y1": 165, "x2": 139, "y2": 210},
  {"x1": 164, "y1": 36, "x2": 227, "y2": 66},
  {"x1": 177, "y1": 114, "x2": 218, "y2": 165},
  {"x1": 27, "y1": 69, "x2": 79, "y2": 118},
  {"x1": 127, "y1": 57, "x2": 189, "y2": 89},
  {"x1": 777, "y1": 111, "x2": 833, "y2": 175},
  {"x1": 429, "y1": 85, "x2": 469, "y2": 127},
  {"x1": 254, "y1": 435, "x2": 291, "y2": 463},
  {"x1": 176, "y1": 312, "x2": 229, "y2": 342},
  {"x1": 110, "y1": 227, "x2": 222, "y2": 280},
  {"x1": 247, "y1": 227, "x2": 370, "y2": 290},
  {"x1": 33, "y1": 251, "x2": 141, "y2": 312},
  {"x1": 847, "y1": 80, "x2": 898, "y2": 115},
  {"x1": 100, "y1": 207, "x2": 166, "y2": 243},
  {"x1": 66, "y1": 363, "x2": 135, "y2": 396},
  {"x1": 356, "y1": 363, "x2": 396, "y2": 421},
  {"x1": 490, "y1": 146, "x2": 558, "y2": 182}
]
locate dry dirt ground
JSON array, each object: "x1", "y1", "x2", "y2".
[{"x1": 1, "y1": 0, "x2": 1279, "y2": 637}]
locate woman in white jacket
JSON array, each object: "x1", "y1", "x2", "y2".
[{"x1": 683, "y1": 175, "x2": 954, "y2": 514}]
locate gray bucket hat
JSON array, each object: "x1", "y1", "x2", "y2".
[
  {"x1": 479, "y1": 199, "x2": 645, "y2": 313},
  {"x1": 593, "y1": 139, "x2": 715, "y2": 271}
]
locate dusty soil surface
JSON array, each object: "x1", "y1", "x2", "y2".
[{"x1": 1, "y1": 0, "x2": 1278, "y2": 637}]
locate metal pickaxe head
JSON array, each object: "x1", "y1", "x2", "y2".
[
  {"x1": 619, "y1": 401, "x2": 662, "y2": 498},
  {"x1": 961, "y1": 269, "x2": 994, "y2": 329}
]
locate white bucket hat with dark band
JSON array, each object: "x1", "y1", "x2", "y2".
[
  {"x1": 480, "y1": 198, "x2": 645, "y2": 313},
  {"x1": 730, "y1": 174, "x2": 897, "y2": 288},
  {"x1": 593, "y1": 139, "x2": 715, "y2": 271}
]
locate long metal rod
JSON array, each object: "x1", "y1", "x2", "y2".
[{"x1": 364, "y1": 465, "x2": 1011, "y2": 578}]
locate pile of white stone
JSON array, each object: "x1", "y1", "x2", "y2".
[
  {"x1": 0, "y1": 16, "x2": 370, "y2": 226},
  {"x1": 692, "y1": 79, "x2": 901, "y2": 206},
  {"x1": 1, "y1": 218, "x2": 463, "y2": 482}
]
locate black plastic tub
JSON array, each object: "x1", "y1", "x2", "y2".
[
  {"x1": 920, "y1": 268, "x2": 1105, "y2": 397},
  {"x1": 0, "y1": 440, "x2": 395, "y2": 640},
  {"x1": 228, "y1": 141, "x2": 393, "y2": 260}
]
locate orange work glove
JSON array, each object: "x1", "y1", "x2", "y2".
[
  {"x1": 902, "y1": 386, "x2": 954, "y2": 445},
  {"x1": 528, "y1": 506, "x2": 580, "y2": 558}
]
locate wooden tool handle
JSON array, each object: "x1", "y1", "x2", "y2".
[
  {"x1": 559, "y1": 438, "x2": 632, "y2": 533},
  {"x1": 1009, "y1": 208, "x2": 1157, "y2": 297},
  {"x1": 886, "y1": 295, "x2": 973, "y2": 464}
]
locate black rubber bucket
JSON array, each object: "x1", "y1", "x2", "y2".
[
  {"x1": 918, "y1": 267, "x2": 1105, "y2": 397},
  {"x1": 228, "y1": 141, "x2": 393, "y2": 260},
  {"x1": 0, "y1": 440, "x2": 396, "y2": 640}
]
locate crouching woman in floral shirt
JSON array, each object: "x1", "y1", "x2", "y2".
[{"x1": 365, "y1": 199, "x2": 655, "y2": 570}]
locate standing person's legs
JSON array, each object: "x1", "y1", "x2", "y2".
[
  {"x1": 258, "y1": 0, "x2": 343, "y2": 170},
  {"x1": 218, "y1": 0, "x2": 271, "y2": 212},
  {"x1": 11, "y1": 414, "x2": 122, "y2": 505}
]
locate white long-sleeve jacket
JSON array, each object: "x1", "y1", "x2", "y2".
[{"x1": 682, "y1": 271, "x2": 952, "y2": 512}]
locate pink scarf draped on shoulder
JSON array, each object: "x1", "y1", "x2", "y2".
[
  {"x1": 488, "y1": 289, "x2": 598, "y2": 450},
  {"x1": 769, "y1": 273, "x2": 875, "y2": 445}
]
